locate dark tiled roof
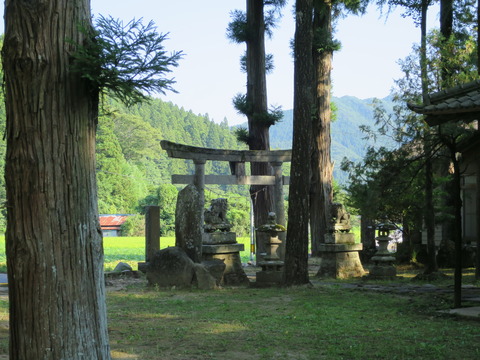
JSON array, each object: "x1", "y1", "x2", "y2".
[{"x1": 407, "y1": 80, "x2": 480, "y2": 126}]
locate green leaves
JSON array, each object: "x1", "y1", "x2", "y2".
[{"x1": 71, "y1": 16, "x2": 183, "y2": 107}]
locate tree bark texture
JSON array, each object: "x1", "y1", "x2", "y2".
[
  {"x1": 3, "y1": 0, "x2": 111, "y2": 358},
  {"x1": 420, "y1": 0, "x2": 429, "y2": 104},
  {"x1": 424, "y1": 154, "x2": 438, "y2": 274},
  {"x1": 246, "y1": 0, "x2": 274, "y2": 261},
  {"x1": 476, "y1": 158, "x2": 480, "y2": 280},
  {"x1": 439, "y1": 0, "x2": 453, "y2": 88},
  {"x1": 478, "y1": 0, "x2": 480, "y2": 76},
  {"x1": 284, "y1": 0, "x2": 314, "y2": 286},
  {"x1": 310, "y1": 0, "x2": 334, "y2": 257},
  {"x1": 450, "y1": 148, "x2": 463, "y2": 308}
]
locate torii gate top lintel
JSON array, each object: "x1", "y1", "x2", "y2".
[{"x1": 161, "y1": 140, "x2": 292, "y2": 163}]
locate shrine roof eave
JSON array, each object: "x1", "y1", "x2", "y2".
[
  {"x1": 407, "y1": 104, "x2": 480, "y2": 126},
  {"x1": 161, "y1": 140, "x2": 292, "y2": 162}
]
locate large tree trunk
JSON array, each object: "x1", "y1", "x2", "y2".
[
  {"x1": 246, "y1": 0, "x2": 274, "y2": 262},
  {"x1": 447, "y1": 144, "x2": 463, "y2": 308},
  {"x1": 310, "y1": 0, "x2": 334, "y2": 257},
  {"x1": 424, "y1": 153, "x2": 438, "y2": 273},
  {"x1": 476, "y1": 158, "x2": 480, "y2": 280},
  {"x1": 3, "y1": 0, "x2": 111, "y2": 358},
  {"x1": 284, "y1": 0, "x2": 314, "y2": 286},
  {"x1": 419, "y1": 0, "x2": 438, "y2": 275}
]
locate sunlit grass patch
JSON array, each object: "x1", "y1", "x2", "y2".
[{"x1": 104, "y1": 286, "x2": 480, "y2": 360}]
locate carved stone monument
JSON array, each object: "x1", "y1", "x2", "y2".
[
  {"x1": 316, "y1": 203, "x2": 365, "y2": 279},
  {"x1": 201, "y1": 198, "x2": 249, "y2": 285},
  {"x1": 175, "y1": 185, "x2": 203, "y2": 263}
]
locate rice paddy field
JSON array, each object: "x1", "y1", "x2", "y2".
[{"x1": 0, "y1": 236, "x2": 253, "y2": 272}]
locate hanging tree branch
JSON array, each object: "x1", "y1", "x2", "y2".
[{"x1": 71, "y1": 15, "x2": 184, "y2": 107}]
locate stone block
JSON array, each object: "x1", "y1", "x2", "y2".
[
  {"x1": 202, "y1": 243, "x2": 244, "y2": 254},
  {"x1": 333, "y1": 233, "x2": 356, "y2": 244},
  {"x1": 368, "y1": 264, "x2": 397, "y2": 280},
  {"x1": 146, "y1": 247, "x2": 195, "y2": 288},
  {"x1": 202, "y1": 250, "x2": 249, "y2": 286},
  {"x1": 318, "y1": 243, "x2": 363, "y2": 252},
  {"x1": 193, "y1": 263, "x2": 218, "y2": 290},
  {"x1": 317, "y1": 249, "x2": 365, "y2": 279},
  {"x1": 256, "y1": 270, "x2": 283, "y2": 287},
  {"x1": 201, "y1": 259, "x2": 226, "y2": 285},
  {"x1": 202, "y1": 231, "x2": 237, "y2": 245}
]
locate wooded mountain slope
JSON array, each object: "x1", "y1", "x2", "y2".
[
  {"x1": 252, "y1": 95, "x2": 394, "y2": 183},
  {"x1": 0, "y1": 94, "x2": 390, "y2": 231}
]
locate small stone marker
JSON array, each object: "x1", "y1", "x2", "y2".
[{"x1": 113, "y1": 262, "x2": 133, "y2": 272}]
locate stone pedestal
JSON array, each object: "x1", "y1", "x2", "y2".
[
  {"x1": 202, "y1": 233, "x2": 249, "y2": 285},
  {"x1": 316, "y1": 233, "x2": 365, "y2": 279}
]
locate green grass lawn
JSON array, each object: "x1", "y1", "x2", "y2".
[
  {"x1": 105, "y1": 285, "x2": 480, "y2": 360},
  {"x1": 0, "y1": 236, "x2": 479, "y2": 359},
  {"x1": 0, "y1": 275, "x2": 479, "y2": 359},
  {"x1": 0, "y1": 235, "x2": 253, "y2": 272}
]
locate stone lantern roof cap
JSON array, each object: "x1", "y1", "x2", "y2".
[
  {"x1": 377, "y1": 222, "x2": 396, "y2": 231},
  {"x1": 256, "y1": 212, "x2": 286, "y2": 233}
]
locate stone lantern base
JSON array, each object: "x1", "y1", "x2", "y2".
[
  {"x1": 367, "y1": 264, "x2": 397, "y2": 279},
  {"x1": 256, "y1": 260, "x2": 284, "y2": 287},
  {"x1": 367, "y1": 254, "x2": 397, "y2": 280},
  {"x1": 367, "y1": 233, "x2": 397, "y2": 280},
  {"x1": 316, "y1": 243, "x2": 365, "y2": 279}
]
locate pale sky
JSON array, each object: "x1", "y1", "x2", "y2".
[{"x1": 2, "y1": 1, "x2": 440, "y2": 125}]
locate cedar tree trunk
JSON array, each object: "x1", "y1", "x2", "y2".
[
  {"x1": 310, "y1": 0, "x2": 334, "y2": 256},
  {"x1": 246, "y1": 0, "x2": 274, "y2": 262},
  {"x1": 284, "y1": 0, "x2": 314, "y2": 286},
  {"x1": 3, "y1": 0, "x2": 111, "y2": 358}
]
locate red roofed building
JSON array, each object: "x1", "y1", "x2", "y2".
[{"x1": 99, "y1": 214, "x2": 133, "y2": 237}]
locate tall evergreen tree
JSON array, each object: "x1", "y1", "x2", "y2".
[
  {"x1": 310, "y1": 0, "x2": 366, "y2": 256},
  {"x1": 3, "y1": 0, "x2": 111, "y2": 357},
  {"x1": 227, "y1": 0, "x2": 286, "y2": 261},
  {"x1": 2, "y1": 6, "x2": 182, "y2": 357},
  {"x1": 284, "y1": 0, "x2": 314, "y2": 285}
]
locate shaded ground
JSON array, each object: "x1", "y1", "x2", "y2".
[
  {"x1": 0, "y1": 262, "x2": 479, "y2": 359},
  {"x1": 105, "y1": 260, "x2": 480, "y2": 313}
]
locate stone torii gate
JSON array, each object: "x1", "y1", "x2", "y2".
[{"x1": 161, "y1": 140, "x2": 291, "y2": 261}]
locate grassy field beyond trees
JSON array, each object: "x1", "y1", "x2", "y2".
[{"x1": 0, "y1": 236, "x2": 253, "y2": 273}]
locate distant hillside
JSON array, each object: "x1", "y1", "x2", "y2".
[{"x1": 236, "y1": 95, "x2": 395, "y2": 184}]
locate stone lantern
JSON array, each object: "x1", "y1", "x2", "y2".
[
  {"x1": 255, "y1": 212, "x2": 286, "y2": 286},
  {"x1": 368, "y1": 222, "x2": 397, "y2": 279}
]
